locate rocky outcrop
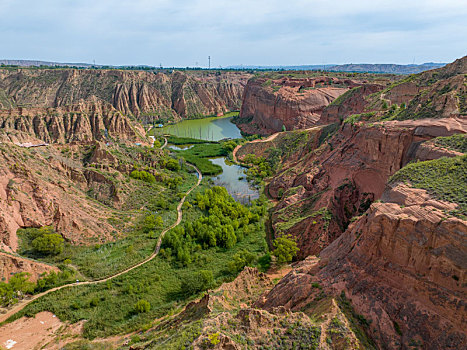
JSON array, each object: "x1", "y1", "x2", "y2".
[
  {"x1": 0, "y1": 252, "x2": 58, "y2": 282},
  {"x1": 237, "y1": 76, "x2": 358, "y2": 135},
  {"x1": 0, "y1": 103, "x2": 145, "y2": 144},
  {"x1": 362, "y1": 55, "x2": 467, "y2": 121},
  {"x1": 0, "y1": 69, "x2": 251, "y2": 122},
  {"x1": 320, "y1": 84, "x2": 383, "y2": 124},
  {"x1": 258, "y1": 183, "x2": 467, "y2": 349},
  {"x1": 0, "y1": 138, "x2": 128, "y2": 258},
  {"x1": 266, "y1": 118, "x2": 466, "y2": 259}
]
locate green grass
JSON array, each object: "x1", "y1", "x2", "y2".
[
  {"x1": 328, "y1": 87, "x2": 361, "y2": 107},
  {"x1": 389, "y1": 155, "x2": 467, "y2": 217},
  {"x1": 8, "y1": 183, "x2": 269, "y2": 339},
  {"x1": 433, "y1": 133, "x2": 467, "y2": 153},
  {"x1": 17, "y1": 168, "x2": 195, "y2": 280},
  {"x1": 173, "y1": 143, "x2": 227, "y2": 175},
  {"x1": 222, "y1": 111, "x2": 240, "y2": 118},
  {"x1": 179, "y1": 155, "x2": 223, "y2": 175},
  {"x1": 9, "y1": 211, "x2": 267, "y2": 339},
  {"x1": 343, "y1": 112, "x2": 376, "y2": 125},
  {"x1": 165, "y1": 135, "x2": 217, "y2": 145}
]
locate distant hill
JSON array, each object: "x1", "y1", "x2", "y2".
[
  {"x1": 1, "y1": 59, "x2": 446, "y2": 74},
  {"x1": 0, "y1": 59, "x2": 95, "y2": 68},
  {"x1": 228, "y1": 62, "x2": 446, "y2": 74},
  {"x1": 327, "y1": 62, "x2": 446, "y2": 74}
]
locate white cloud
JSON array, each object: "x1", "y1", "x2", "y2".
[{"x1": 0, "y1": 0, "x2": 466, "y2": 66}]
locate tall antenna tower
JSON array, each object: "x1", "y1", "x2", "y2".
[{"x1": 208, "y1": 56, "x2": 211, "y2": 69}]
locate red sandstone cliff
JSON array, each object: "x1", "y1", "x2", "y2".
[
  {"x1": 265, "y1": 118, "x2": 466, "y2": 259},
  {"x1": 0, "y1": 69, "x2": 251, "y2": 122},
  {"x1": 237, "y1": 76, "x2": 360, "y2": 135},
  {"x1": 257, "y1": 180, "x2": 467, "y2": 349}
]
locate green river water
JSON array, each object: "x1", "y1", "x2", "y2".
[
  {"x1": 164, "y1": 116, "x2": 259, "y2": 203},
  {"x1": 161, "y1": 116, "x2": 243, "y2": 141}
]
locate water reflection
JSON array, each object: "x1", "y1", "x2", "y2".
[
  {"x1": 161, "y1": 116, "x2": 242, "y2": 141},
  {"x1": 209, "y1": 157, "x2": 259, "y2": 204}
]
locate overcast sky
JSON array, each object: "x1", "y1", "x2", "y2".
[{"x1": 1, "y1": 0, "x2": 466, "y2": 67}]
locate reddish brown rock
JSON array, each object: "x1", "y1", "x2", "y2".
[
  {"x1": 0, "y1": 69, "x2": 251, "y2": 122},
  {"x1": 0, "y1": 252, "x2": 58, "y2": 282},
  {"x1": 237, "y1": 76, "x2": 355, "y2": 135},
  {"x1": 258, "y1": 183, "x2": 466, "y2": 349},
  {"x1": 267, "y1": 118, "x2": 466, "y2": 259},
  {"x1": 320, "y1": 84, "x2": 383, "y2": 124}
]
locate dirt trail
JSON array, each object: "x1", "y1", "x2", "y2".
[
  {"x1": 0, "y1": 163, "x2": 202, "y2": 324},
  {"x1": 232, "y1": 127, "x2": 320, "y2": 163},
  {"x1": 232, "y1": 132, "x2": 281, "y2": 163},
  {"x1": 161, "y1": 136, "x2": 168, "y2": 149}
]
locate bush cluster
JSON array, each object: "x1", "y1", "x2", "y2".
[
  {"x1": 162, "y1": 187, "x2": 260, "y2": 265},
  {"x1": 19, "y1": 226, "x2": 64, "y2": 256}
]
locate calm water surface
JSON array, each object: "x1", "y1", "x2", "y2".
[
  {"x1": 209, "y1": 158, "x2": 259, "y2": 204},
  {"x1": 163, "y1": 116, "x2": 259, "y2": 203},
  {"x1": 161, "y1": 116, "x2": 242, "y2": 141}
]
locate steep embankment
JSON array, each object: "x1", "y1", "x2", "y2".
[
  {"x1": 0, "y1": 69, "x2": 250, "y2": 122},
  {"x1": 0, "y1": 101, "x2": 146, "y2": 144},
  {"x1": 237, "y1": 57, "x2": 467, "y2": 350},
  {"x1": 236, "y1": 76, "x2": 357, "y2": 135},
  {"x1": 258, "y1": 155, "x2": 467, "y2": 349},
  {"x1": 260, "y1": 118, "x2": 465, "y2": 258}
]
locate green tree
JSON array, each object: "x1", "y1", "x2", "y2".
[
  {"x1": 134, "y1": 299, "x2": 151, "y2": 313},
  {"x1": 228, "y1": 249, "x2": 255, "y2": 274},
  {"x1": 32, "y1": 233, "x2": 64, "y2": 255},
  {"x1": 166, "y1": 158, "x2": 181, "y2": 171},
  {"x1": 181, "y1": 270, "x2": 214, "y2": 296},
  {"x1": 222, "y1": 140, "x2": 237, "y2": 152},
  {"x1": 272, "y1": 234, "x2": 299, "y2": 265},
  {"x1": 142, "y1": 214, "x2": 163, "y2": 232}
]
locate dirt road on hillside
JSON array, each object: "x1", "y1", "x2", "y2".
[{"x1": 0, "y1": 163, "x2": 202, "y2": 324}]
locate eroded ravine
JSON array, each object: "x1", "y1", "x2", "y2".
[{"x1": 0, "y1": 159, "x2": 202, "y2": 324}]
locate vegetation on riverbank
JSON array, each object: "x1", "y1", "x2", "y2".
[
  {"x1": 9, "y1": 186, "x2": 269, "y2": 339},
  {"x1": 171, "y1": 140, "x2": 237, "y2": 175}
]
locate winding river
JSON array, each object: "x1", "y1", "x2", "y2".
[{"x1": 164, "y1": 116, "x2": 259, "y2": 203}]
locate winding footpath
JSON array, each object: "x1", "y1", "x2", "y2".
[
  {"x1": 0, "y1": 139, "x2": 201, "y2": 324},
  {"x1": 232, "y1": 132, "x2": 281, "y2": 163},
  {"x1": 232, "y1": 127, "x2": 321, "y2": 163}
]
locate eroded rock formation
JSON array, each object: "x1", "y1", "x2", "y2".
[
  {"x1": 0, "y1": 69, "x2": 251, "y2": 122},
  {"x1": 236, "y1": 76, "x2": 358, "y2": 135}
]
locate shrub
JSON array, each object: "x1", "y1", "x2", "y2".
[
  {"x1": 181, "y1": 270, "x2": 214, "y2": 296},
  {"x1": 130, "y1": 170, "x2": 156, "y2": 183},
  {"x1": 208, "y1": 332, "x2": 220, "y2": 345},
  {"x1": 272, "y1": 234, "x2": 299, "y2": 265},
  {"x1": 32, "y1": 233, "x2": 64, "y2": 255},
  {"x1": 134, "y1": 299, "x2": 151, "y2": 313},
  {"x1": 166, "y1": 158, "x2": 181, "y2": 171}
]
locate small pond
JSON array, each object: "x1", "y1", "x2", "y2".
[
  {"x1": 161, "y1": 116, "x2": 242, "y2": 141},
  {"x1": 209, "y1": 158, "x2": 259, "y2": 204},
  {"x1": 163, "y1": 116, "x2": 259, "y2": 203}
]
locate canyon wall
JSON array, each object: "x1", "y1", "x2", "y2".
[
  {"x1": 0, "y1": 69, "x2": 251, "y2": 122},
  {"x1": 263, "y1": 118, "x2": 466, "y2": 258},
  {"x1": 237, "y1": 76, "x2": 358, "y2": 135},
  {"x1": 257, "y1": 179, "x2": 466, "y2": 349},
  {"x1": 245, "y1": 57, "x2": 467, "y2": 349}
]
